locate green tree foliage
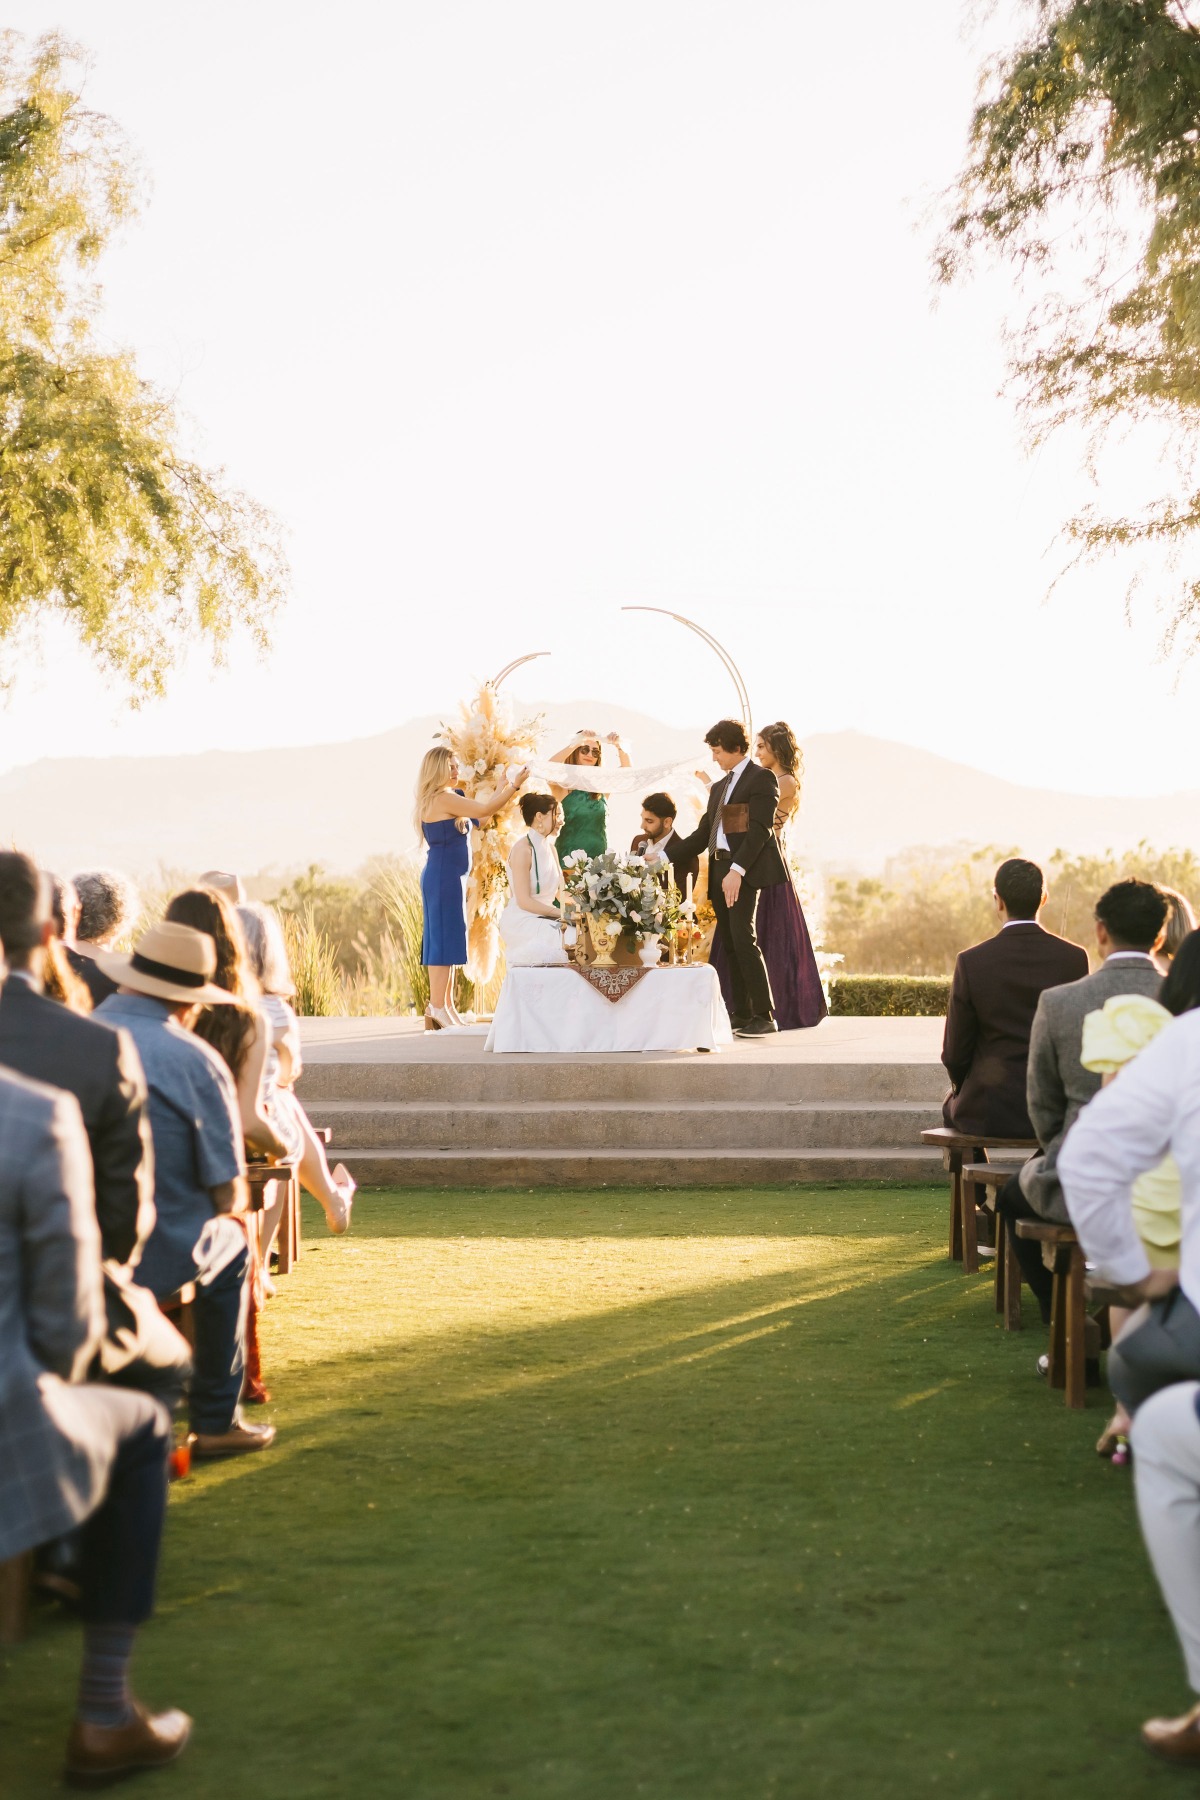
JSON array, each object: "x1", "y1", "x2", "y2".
[
  {"x1": 939, "y1": 1, "x2": 1200, "y2": 647},
  {"x1": 826, "y1": 841, "x2": 1199, "y2": 974},
  {"x1": 0, "y1": 32, "x2": 284, "y2": 697}
]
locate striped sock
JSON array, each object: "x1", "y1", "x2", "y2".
[{"x1": 76, "y1": 1624, "x2": 137, "y2": 1727}]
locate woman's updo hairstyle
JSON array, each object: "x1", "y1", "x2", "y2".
[
  {"x1": 520, "y1": 792, "x2": 556, "y2": 826},
  {"x1": 758, "y1": 720, "x2": 802, "y2": 779}
]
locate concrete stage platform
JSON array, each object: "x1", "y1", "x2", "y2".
[{"x1": 295, "y1": 1017, "x2": 947, "y2": 1189}]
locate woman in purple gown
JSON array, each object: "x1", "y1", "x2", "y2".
[{"x1": 710, "y1": 720, "x2": 827, "y2": 1030}]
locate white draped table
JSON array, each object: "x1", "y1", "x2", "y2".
[{"x1": 485, "y1": 965, "x2": 733, "y2": 1055}]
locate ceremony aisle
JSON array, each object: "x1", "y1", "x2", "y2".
[{"x1": 0, "y1": 1188, "x2": 1183, "y2": 1798}]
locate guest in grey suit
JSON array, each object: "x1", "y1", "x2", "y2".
[
  {"x1": 997, "y1": 879, "x2": 1169, "y2": 1322},
  {"x1": 0, "y1": 1063, "x2": 191, "y2": 1785}
]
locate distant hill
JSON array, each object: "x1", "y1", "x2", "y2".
[{"x1": 1, "y1": 703, "x2": 1196, "y2": 878}]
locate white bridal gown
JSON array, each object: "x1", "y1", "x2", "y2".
[{"x1": 499, "y1": 830, "x2": 569, "y2": 967}]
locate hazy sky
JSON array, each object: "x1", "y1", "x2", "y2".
[{"x1": 3, "y1": 0, "x2": 1197, "y2": 798}]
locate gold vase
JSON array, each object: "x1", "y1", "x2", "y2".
[{"x1": 589, "y1": 915, "x2": 618, "y2": 968}]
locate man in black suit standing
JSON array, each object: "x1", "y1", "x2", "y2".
[
  {"x1": 630, "y1": 792, "x2": 700, "y2": 896},
  {"x1": 942, "y1": 857, "x2": 1089, "y2": 1139},
  {"x1": 674, "y1": 720, "x2": 789, "y2": 1036}
]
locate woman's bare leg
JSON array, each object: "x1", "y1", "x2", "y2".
[
  {"x1": 278, "y1": 1092, "x2": 355, "y2": 1232},
  {"x1": 428, "y1": 966, "x2": 451, "y2": 1010}
]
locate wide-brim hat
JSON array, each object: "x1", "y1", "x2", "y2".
[{"x1": 94, "y1": 920, "x2": 235, "y2": 1006}]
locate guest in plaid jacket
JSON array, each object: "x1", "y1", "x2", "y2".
[{"x1": 0, "y1": 1063, "x2": 192, "y2": 1784}]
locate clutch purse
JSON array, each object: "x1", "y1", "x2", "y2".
[{"x1": 720, "y1": 802, "x2": 750, "y2": 835}]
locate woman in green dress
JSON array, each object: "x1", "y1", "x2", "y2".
[{"x1": 549, "y1": 728, "x2": 632, "y2": 864}]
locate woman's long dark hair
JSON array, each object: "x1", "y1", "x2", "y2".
[
  {"x1": 1160, "y1": 929, "x2": 1200, "y2": 1017},
  {"x1": 757, "y1": 720, "x2": 802, "y2": 779},
  {"x1": 164, "y1": 887, "x2": 259, "y2": 1078}
]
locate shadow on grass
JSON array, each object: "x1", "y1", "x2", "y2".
[{"x1": 0, "y1": 1187, "x2": 1182, "y2": 1800}]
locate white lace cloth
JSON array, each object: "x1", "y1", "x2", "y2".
[{"x1": 507, "y1": 755, "x2": 701, "y2": 796}]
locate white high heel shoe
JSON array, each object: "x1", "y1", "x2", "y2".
[
  {"x1": 326, "y1": 1163, "x2": 356, "y2": 1235},
  {"x1": 428, "y1": 1005, "x2": 457, "y2": 1031}
]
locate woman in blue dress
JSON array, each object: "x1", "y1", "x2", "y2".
[{"x1": 414, "y1": 746, "x2": 528, "y2": 1029}]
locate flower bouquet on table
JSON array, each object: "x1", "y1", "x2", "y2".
[{"x1": 561, "y1": 850, "x2": 675, "y2": 968}]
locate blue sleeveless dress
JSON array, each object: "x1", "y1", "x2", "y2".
[{"x1": 421, "y1": 811, "x2": 473, "y2": 965}]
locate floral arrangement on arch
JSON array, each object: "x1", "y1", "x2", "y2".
[
  {"x1": 561, "y1": 848, "x2": 676, "y2": 938},
  {"x1": 439, "y1": 682, "x2": 542, "y2": 985}
]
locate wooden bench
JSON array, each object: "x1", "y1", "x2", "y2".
[
  {"x1": 1014, "y1": 1220, "x2": 1093, "y2": 1408},
  {"x1": 921, "y1": 1128, "x2": 1039, "y2": 1269},
  {"x1": 0, "y1": 1552, "x2": 32, "y2": 1647},
  {"x1": 961, "y1": 1162, "x2": 1028, "y2": 1325}
]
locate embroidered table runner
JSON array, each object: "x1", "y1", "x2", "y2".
[{"x1": 568, "y1": 965, "x2": 649, "y2": 1003}]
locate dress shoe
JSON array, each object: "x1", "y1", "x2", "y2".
[
  {"x1": 735, "y1": 1016, "x2": 779, "y2": 1037},
  {"x1": 65, "y1": 1700, "x2": 192, "y2": 1786},
  {"x1": 1143, "y1": 1698, "x2": 1200, "y2": 1762},
  {"x1": 188, "y1": 1417, "x2": 276, "y2": 1459}
]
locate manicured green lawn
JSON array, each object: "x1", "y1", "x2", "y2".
[{"x1": 0, "y1": 1186, "x2": 1184, "y2": 1798}]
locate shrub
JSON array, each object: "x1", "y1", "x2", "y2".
[
  {"x1": 281, "y1": 906, "x2": 342, "y2": 1017},
  {"x1": 829, "y1": 975, "x2": 950, "y2": 1017}
]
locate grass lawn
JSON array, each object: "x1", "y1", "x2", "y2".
[{"x1": 0, "y1": 1184, "x2": 1185, "y2": 1798}]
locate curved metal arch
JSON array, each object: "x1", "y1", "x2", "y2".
[
  {"x1": 621, "y1": 608, "x2": 752, "y2": 742},
  {"x1": 490, "y1": 651, "x2": 550, "y2": 691}
]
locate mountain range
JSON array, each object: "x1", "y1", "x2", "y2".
[{"x1": 1, "y1": 701, "x2": 1196, "y2": 878}]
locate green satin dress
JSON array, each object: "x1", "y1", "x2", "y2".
[{"x1": 557, "y1": 789, "x2": 608, "y2": 863}]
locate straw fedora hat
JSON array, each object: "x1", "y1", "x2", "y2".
[{"x1": 94, "y1": 920, "x2": 235, "y2": 1006}]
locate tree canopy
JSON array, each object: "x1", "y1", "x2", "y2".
[
  {"x1": 939, "y1": 0, "x2": 1200, "y2": 650},
  {"x1": 0, "y1": 31, "x2": 285, "y2": 699}
]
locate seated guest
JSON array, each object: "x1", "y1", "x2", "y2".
[
  {"x1": 942, "y1": 857, "x2": 1088, "y2": 1138},
  {"x1": 997, "y1": 878, "x2": 1168, "y2": 1325},
  {"x1": 0, "y1": 853, "x2": 155, "y2": 1268},
  {"x1": 631, "y1": 793, "x2": 700, "y2": 895},
  {"x1": 1158, "y1": 886, "x2": 1198, "y2": 970},
  {"x1": 1056, "y1": 993, "x2": 1200, "y2": 1760},
  {"x1": 70, "y1": 869, "x2": 141, "y2": 1008},
  {"x1": 94, "y1": 922, "x2": 274, "y2": 1460},
  {"x1": 44, "y1": 871, "x2": 93, "y2": 1010},
  {"x1": 238, "y1": 900, "x2": 355, "y2": 1231},
  {"x1": 0, "y1": 1063, "x2": 190, "y2": 1785}
]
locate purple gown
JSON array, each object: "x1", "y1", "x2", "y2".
[{"x1": 710, "y1": 812, "x2": 827, "y2": 1030}]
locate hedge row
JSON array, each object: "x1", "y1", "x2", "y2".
[{"x1": 828, "y1": 975, "x2": 950, "y2": 1018}]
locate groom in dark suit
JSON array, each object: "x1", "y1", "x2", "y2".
[{"x1": 674, "y1": 720, "x2": 789, "y2": 1036}]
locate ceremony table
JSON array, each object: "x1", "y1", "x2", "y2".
[{"x1": 485, "y1": 965, "x2": 733, "y2": 1055}]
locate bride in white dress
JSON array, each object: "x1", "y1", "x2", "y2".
[{"x1": 500, "y1": 793, "x2": 571, "y2": 967}]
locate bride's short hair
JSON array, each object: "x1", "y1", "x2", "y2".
[{"x1": 520, "y1": 792, "x2": 556, "y2": 826}]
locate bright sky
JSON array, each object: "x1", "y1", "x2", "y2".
[{"x1": 3, "y1": 0, "x2": 1197, "y2": 797}]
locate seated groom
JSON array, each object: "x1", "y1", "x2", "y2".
[
  {"x1": 672, "y1": 720, "x2": 789, "y2": 1037},
  {"x1": 631, "y1": 792, "x2": 700, "y2": 895},
  {"x1": 94, "y1": 921, "x2": 274, "y2": 1460},
  {"x1": 997, "y1": 878, "x2": 1168, "y2": 1324},
  {"x1": 942, "y1": 857, "x2": 1089, "y2": 1138}
]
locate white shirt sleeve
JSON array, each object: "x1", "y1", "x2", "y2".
[{"x1": 1058, "y1": 1017, "x2": 1188, "y2": 1287}]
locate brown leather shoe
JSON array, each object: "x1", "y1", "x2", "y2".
[
  {"x1": 65, "y1": 1700, "x2": 192, "y2": 1785},
  {"x1": 1143, "y1": 1698, "x2": 1200, "y2": 1762},
  {"x1": 188, "y1": 1417, "x2": 276, "y2": 1459}
]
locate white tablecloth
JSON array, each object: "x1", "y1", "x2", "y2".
[{"x1": 485, "y1": 965, "x2": 733, "y2": 1054}]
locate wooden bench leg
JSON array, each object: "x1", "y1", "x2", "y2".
[
  {"x1": 1048, "y1": 1259, "x2": 1068, "y2": 1391},
  {"x1": 276, "y1": 1174, "x2": 301, "y2": 1275},
  {"x1": 1001, "y1": 1222, "x2": 1022, "y2": 1330},
  {"x1": 0, "y1": 1553, "x2": 32, "y2": 1647},
  {"x1": 1064, "y1": 1248, "x2": 1087, "y2": 1409},
  {"x1": 947, "y1": 1151, "x2": 965, "y2": 1262},
  {"x1": 960, "y1": 1170, "x2": 981, "y2": 1275}
]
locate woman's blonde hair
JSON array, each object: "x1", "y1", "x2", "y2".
[
  {"x1": 413, "y1": 745, "x2": 464, "y2": 839},
  {"x1": 1160, "y1": 887, "x2": 1198, "y2": 961},
  {"x1": 565, "y1": 729, "x2": 602, "y2": 767}
]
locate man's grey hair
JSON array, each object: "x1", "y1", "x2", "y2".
[
  {"x1": 73, "y1": 869, "x2": 140, "y2": 947},
  {"x1": 237, "y1": 901, "x2": 295, "y2": 997}
]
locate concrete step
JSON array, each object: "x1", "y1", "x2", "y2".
[
  {"x1": 306, "y1": 1097, "x2": 942, "y2": 1152},
  {"x1": 334, "y1": 1146, "x2": 945, "y2": 1189},
  {"x1": 297, "y1": 1058, "x2": 948, "y2": 1105}
]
